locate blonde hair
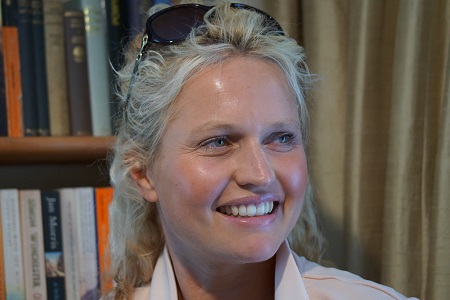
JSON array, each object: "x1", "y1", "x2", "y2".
[{"x1": 107, "y1": 1, "x2": 326, "y2": 298}]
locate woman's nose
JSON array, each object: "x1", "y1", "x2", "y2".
[{"x1": 233, "y1": 141, "x2": 275, "y2": 187}]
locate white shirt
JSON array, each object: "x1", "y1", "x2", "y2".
[{"x1": 133, "y1": 241, "x2": 418, "y2": 299}]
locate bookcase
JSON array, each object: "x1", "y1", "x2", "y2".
[{"x1": 0, "y1": 137, "x2": 115, "y2": 189}]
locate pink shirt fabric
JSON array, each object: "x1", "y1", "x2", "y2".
[{"x1": 133, "y1": 241, "x2": 418, "y2": 299}]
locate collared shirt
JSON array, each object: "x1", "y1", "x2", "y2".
[{"x1": 133, "y1": 241, "x2": 418, "y2": 299}]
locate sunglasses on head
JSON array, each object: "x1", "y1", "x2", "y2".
[{"x1": 125, "y1": 3, "x2": 284, "y2": 117}]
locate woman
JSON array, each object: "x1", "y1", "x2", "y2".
[{"x1": 107, "y1": 1, "x2": 417, "y2": 299}]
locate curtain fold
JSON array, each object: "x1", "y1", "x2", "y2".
[{"x1": 297, "y1": 0, "x2": 450, "y2": 298}]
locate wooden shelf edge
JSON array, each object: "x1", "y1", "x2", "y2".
[{"x1": 0, "y1": 137, "x2": 116, "y2": 164}]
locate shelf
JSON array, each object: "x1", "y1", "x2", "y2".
[{"x1": 0, "y1": 137, "x2": 115, "y2": 164}]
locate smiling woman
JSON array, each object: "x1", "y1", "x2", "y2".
[{"x1": 105, "y1": 1, "x2": 417, "y2": 300}]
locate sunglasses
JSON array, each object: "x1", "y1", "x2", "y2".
[{"x1": 124, "y1": 3, "x2": 284, "y2": 117}]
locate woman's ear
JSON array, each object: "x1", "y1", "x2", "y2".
[{"x1": 130, "y1": 168, "x2": 158, "y2": 203}]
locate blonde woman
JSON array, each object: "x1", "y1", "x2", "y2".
[{"x1": 106, "y1": 2, "x2": 417, "y2": 299}]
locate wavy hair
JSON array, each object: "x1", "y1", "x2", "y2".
[{"x1": 106, "y1": 1, "x2": 326, "y2": 298}]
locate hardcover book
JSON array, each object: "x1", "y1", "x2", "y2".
[
  {"x1": 43, "y1": 0, "x2": 70, "y2": 136},
  {"x1": 81, "y1": 0, "x2": 112, "y2": 136},
  {"x1": 17, "y1": 0, "x2": 38, "y2": 136},
  {"x1": 0, "y1": 189, "x2": 25, "y2": 299},
  {"x1": 63, "y1": 10, "x2": 92, "y2": 136},
  {"x1": 41, "y1": 190, "x2": 66, "y2": 300},
  {"x1": 105, "y1": 0, "x2": 125, "y2": 131},
  {"x1": 31, "y1": 0, "x2": 50, "y2": 136},
  {"x1": 19, "y1": 190, "x2": 48, "y2": 300},
  {"x1": 1, "y1": 0, "x2": 23, "y2": 137},
  {"x1": 0, "y1": 17, "x2": 7, "y2": 136}
]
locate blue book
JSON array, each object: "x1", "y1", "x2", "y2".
[
  {"x1": 31, "y1": 0, "x2": 50, "y2": 136},
  {"x1": 17, "y1": 0, "x2": 38, "y2": 136}
]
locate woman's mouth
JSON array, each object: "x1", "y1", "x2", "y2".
[{"x1": 217, "y1": 201, "x2": 276, "y2": 217}]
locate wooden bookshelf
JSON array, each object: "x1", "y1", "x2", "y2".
[{"x1": 0, "y1": 137, "x2": 115, "y2": 164}]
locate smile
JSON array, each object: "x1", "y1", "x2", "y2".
[{"x1": 217, "y1": 202, "x2": 275, "y2": 217}]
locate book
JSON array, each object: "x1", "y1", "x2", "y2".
[
  {"x1": 31, "y1": 0, "x2": 50, "y2": 136},
  {"x1": 105, "y1": 0, "x2": 125, "y2": 72},
  {"x1": 0, "y1": 192, "x2": 6, "y2": 299},
  {"x1": 0, "y1": 11, "x2": 7, "y2": 136},
  {"x1": 76, "y1": 187, "x2": 100, "y2": 299},
  {"x1": 63, "y1": 10, "x2": 93, "y2": 136},
  {"x1": 0, "y1": 189, "x2": 25, "y2": 299},
  {"x1": 80, "y1": 0, "x2": 112, "y2": 136},
  {"x1": 17, "y1": 0, "x2": 38, "y2": 136},
  {"x1": 105, "y1": 0, "x2": 125, "y2": 132},
  {"x1": 1, "y1": 0, "x2": 23, "y2": 137},
  {"x1": 41, "y1": 190, "x2": 66, "y2": 300},
  {"x1": 19, "y1": 190, "x2": 48, "y2": 300},
  {"x1": 95, "y1": 186, "x2": 114, "y2": 293},
  {"x1": 64, "y1": 0, "x2": 112, "y2": 136},
  {"x1": 59, "y1": 188, "x2": 81, "y2": 300},
  {"x1": 60, "y1": 187, "x2": 100, "y2": 299},
  {"x1": 42, "y1": 0, "x2": 70, "y2": 136},
  {"x1": 121, "y1": 0, "x2": 152, "y2": 41}
]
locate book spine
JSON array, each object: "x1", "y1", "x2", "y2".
[
  {"x1": 0, "y1": 192, "x2": 6, "y2": 299},
  {"x1": 17, "y1": 0, "x2": 38, "y2": 136},
  {"x1": 105, "y1": 0, "x2": 125, "y2": 132},
  {"x1": 121, "y1": 0, "x2": 141, "y2": 40},
  {"x1": 95, "y1": 187, "x2": 114, "y2": 293},
  {"x1": 105, "y1": 0, "x2": 124, "y2": 71},
  {"x1": 42, "y1": 0, "x2": 70, "y2": 136},
  {"x1": 76, "y1": 187, "x2": 100, "y2": 298},
  {"x1": 81, "y1": 0, "x2": 112, "y2": 136},
  {"x1": 59, "y1": 188, "x2": 80, "y2": 300},
  {"x1": 0, "y1": 14, "x2": 7, "y2": 136},
  {"x1": 31, "y1": 0, "x2": 50, "y2": 136},
  {"x1": 1, "y1": 0, "x2": 23, "y2": 137},
  {"x1": 63, "y1": 10, "x2": 92, "y2": 136},
  {"x1": 0, "y1": 189, "x2": 25, "y2": 299},
  {"x1": 41, "y1": 190, "x2": 66, "y2": 300},
  {"x1": 19, "y1": 190, "x2": 48, "y2": 300}
]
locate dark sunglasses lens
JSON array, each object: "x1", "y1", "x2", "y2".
[{"x1": 149, "y1": 6, "x2": 209, "y2": 43}]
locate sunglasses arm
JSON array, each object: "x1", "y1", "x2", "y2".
[{"x1": 124, "y1": 33, "x2": 150, "y2": 116}]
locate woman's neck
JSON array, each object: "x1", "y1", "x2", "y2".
[{"x1": 170, "y1": 250, "x2": 276, "y2": 300}]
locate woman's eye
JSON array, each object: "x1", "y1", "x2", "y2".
[
  {"x1": 202, "y1": 136, "x2": 229, "y2": 148},
  {"x1": 275, "y1": 133, "x2": 294, "y2": 144},
  {"x1": 266, "y1": 132, "x2": 298, "y2": 152}
]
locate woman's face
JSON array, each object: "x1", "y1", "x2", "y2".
[{"x1": 138, "y1": 57, "x2": 308, "y2": 266}]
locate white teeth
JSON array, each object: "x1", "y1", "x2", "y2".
[
  {"x1": 256, "y1": 203, "x2": 265, "y2": 215},
  {"x1": 238, "y1": 205, "x2": 246, "y2": 216},
  {"x1": 218, "y1": 202, "x2": 275, "y2": 217},
  {"x1": 231, "y1": 206, "x2": 239, "y2": 216},
  {"x1": 247, "y1": 204, "x2": 256, "y2": 217}
]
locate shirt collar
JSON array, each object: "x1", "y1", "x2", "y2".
[{"x1": 148, "y1": 241, "x2": 309, "y2": 300}]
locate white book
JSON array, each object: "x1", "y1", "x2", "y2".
[
  {"x1": 81, "y1": 0, "x2": 112, "y2": 136},
  {"x1": 75, "y1": 187, "x2": 99, "y2": 299},
  {"x1": 0, "y1": 189, "x2": 25, "y2": 300},
  {"x1": 19, "y1": 190, "x2": 48, "y2": 300},
  {"x1": 59, "y1": 188, "x2": 81, "y2": 300}
]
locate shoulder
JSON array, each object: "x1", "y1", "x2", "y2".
[{"x1": 293, "y1": 254, "x2": 418, "y2": 300}]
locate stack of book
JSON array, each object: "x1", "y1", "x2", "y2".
[
  {"x1": 0, "y1": 0, "x2": 168, "y2": 137},
  {"x1": 0, "y1": 186, "x2": 114, "y2": 299}
]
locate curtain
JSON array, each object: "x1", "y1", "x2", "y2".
[{"x1": 291, "y1": 0, "x2": 450, "y2": 299}]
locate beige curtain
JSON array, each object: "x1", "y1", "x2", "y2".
[{"x1": 254, "y1": 0, "x2": 450, "y2": 298}]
